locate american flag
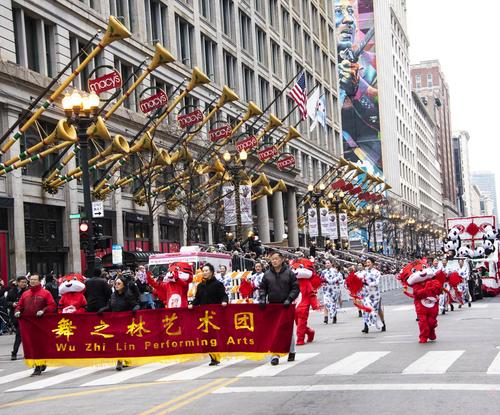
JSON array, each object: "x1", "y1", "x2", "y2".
[{"x1": 288, "y1": 72, "x2": 307, "y2": 120}]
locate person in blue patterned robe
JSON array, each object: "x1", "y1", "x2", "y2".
[
  {"x1": 360, "y1": 259, "x2": 385, "y2": 333},
  {"x1": 321, "y1": 260, "x2": 343, "y2": 324}
]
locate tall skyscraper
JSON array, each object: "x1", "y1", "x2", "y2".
[
  {"x1": 411, "y1": 60, "x2": 458, "y2": 219},
  {"x1": 471, "y1": 172, "x2": 499, "y2": 219},
  {"x1": 452, "y1": 131, "x2": 472, "y2": 217}
]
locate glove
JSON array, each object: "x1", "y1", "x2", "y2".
[
  {"x1": 36, "y1": 310, "x2": 44, "y2": 317},
  {"x1": 283, "y1": 299, "x2": 291, "y2": 308},
  {"x1": 259, "y1": 302, "x2": 266, "y2": 310},
  {"x1": 14, "y1": 311, "x2": 20, "y2": 318}
]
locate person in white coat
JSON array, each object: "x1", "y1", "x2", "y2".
[{"x1": 321, "y1": 260, "x2": 343, "y2": 324}]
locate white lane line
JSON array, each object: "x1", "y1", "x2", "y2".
[
  {"x1": 379, "y1": 341, "x2": 414, "y2": 344},
  {"x1": 0, "y1": 367, "x2": 60, "y2": 386},
  {"x1": 393, "y1": 305, "x2": 415, "y2": 311},
  {"x1": 6, "y1": 367, "x2": 105, "y2": 392},
  {"x1": 487, "y1": 351, "x2": 500, "y2": 374},
  {"x1": 81, "y1": 362, "x2": 177, "y2": 386},
  {"x1": 155, "y1": 359, "x2": 243, "y2": 382},
  {"x1": 469, "y1": 304, "x2": 487, "y2": 308},
  {"x1": 403, "y1": 351, "x2": 464, "y2": 375},
  {"x1": 316, "y1": 351, "x2": 390, "y2": 376},
  {"x1": 237, "y1": 353, "x2": 319, "y2": 378},
  {"x1": 383, "y1": 335, "x2": 413, "y2": 338},
  {"x1": 213, "y1": 383, "x2": 500, "y2": 394}
]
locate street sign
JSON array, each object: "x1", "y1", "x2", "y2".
[
  {"x1": 92, "y1": 201, "x2": 104, "y2": 218},
  {"x1": 69, "y1": 213, "x2": 81, "y2": 220},
  {"x1": 112, "y1": 244, "x2": 123, "y2": 265}
]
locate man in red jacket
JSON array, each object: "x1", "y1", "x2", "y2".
[{"x1": 15, "y1": 273, "x2": 56, "y2": 376}]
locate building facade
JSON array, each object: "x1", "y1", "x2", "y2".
[
  {"x1": 412, "y1": 91, "x2": 444, "y2": 224},
  {"x1": 411, "y1": 60, "x2": 457, "y2": 219},
  {"x1": 471, "y1": 171, "x2": 499, "y2": 219},
  {"x1": 0, "y1": 0, "x2": 343, "y2": 279},
  {"x1": 452, "y1": 131, "x2": 472, "y2": 217}
]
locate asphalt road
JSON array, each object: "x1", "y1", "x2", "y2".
[{"x1": 1, "y1": 290, "x2": 500, "y2": 415}]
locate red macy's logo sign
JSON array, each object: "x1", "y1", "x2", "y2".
[
  {"x1": 209, "y1": 124, "x2": 232, "y2": 142},
  {"x1": 258, "y1": 146, "x2": 278, "y2": 162},
  {"x1": 236, "y1": 135, "x2": 257, "y2": 152},
  {"x1": 277, "y1": 155, "x2": 295, "y2": 170},
  {"x1": 177, "y1": 110, "x2": 203, "y2": 129},
  {"x1": 88, "y1": 71, "x2": 122, "y2": 94},
  {"x1": 139, "y1": 90, "x2": 168, "y2": 113}
]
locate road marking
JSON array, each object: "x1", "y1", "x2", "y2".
[
  {"x1": 316, "y1": 351, "x2": 390, "y2": 375},
  {"x1": 213, "y1": 383, "x2": 500, "y2": 394},
  {"x1": 379, "y1": 341, "x2": 414, "y2": 344},
  {"x1": 155, "y1": 359, "x2": 243, "y2": 382},
  {"x1": 487, "y1": 351, "x2": 500, "y2": 374},
  {"x1": 403, "y1": 350, "x2": 464, "y2": 374},
  {"x1": 6, "y1": 367, "x2": 105, "y2": 392},
  {"x1": 383, "y1": 335, "x2": 412, "y2": 338},
  {"x1": 139, "y1": 378, "x2": 229, "y2": 415},
  {"x1": 81, "y1": 362, "x2": 177, "y2": 387},
  {"x1": 393, "y1": 305, "x2": 414, "y2": 311},
  {"x1": 470, "y1": 304, "x2": 487, "y2": 308},
  {"x1": 237, "y1": 353, "x2": 319, "y2": 378},
  {"x1": 0, "y1": 367, "x2": 60, "y2": 386}
]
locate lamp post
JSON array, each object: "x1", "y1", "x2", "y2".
[
  {"x1": 62, "y1": 89, "x2": 100, "y2": 277},
  {"x1": 307, "y1": 183, "x2": 329, "y2": 248},
  {"x1": 222, "y1": 149, "x2": 248, "y2": 243}
]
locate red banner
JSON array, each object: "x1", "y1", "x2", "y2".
[
  {"x1": 209, "y1": 124, "x2": 232, "y2": 142},
  {"x1": 257, "y1": 146, "x2": 278, "y2": 162},
  {"x1": 277, "y1": 155, "x2": 295, "y2": 171},
  {"x1": 139, "y1": 90, "x2": 168, "y2": 113},
  {"x1": 177, "y1": 110, "x2": 203, "y2": 129},
  {"x1": 236, "y1": 135, "x2": 257, "y2": 152},
  {"x1": 19, "y1": 304, "x2": 294, "y2": 367},
  {"x1": 87, "y1": 71, "x2": 122, "y2": 94}
]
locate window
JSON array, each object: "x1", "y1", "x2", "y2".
[
  {"x1": 239, "y1": 11, "x2": 252, "y2": 53},
  {"x1": 199, "y1": 0, "x2": 214, "y2": 22},
  {"x1": 304, "y1": 33, "x2": 312, "y2": 62},
  {"x1": 284, "y1": 52, "x2": 293, "y2": 81},
  {"x1": 80, "y1": 0, "x2": 98, "y2": 10},
  {"x1": 175, "y1": 16, "x2": 194, "y2": 66},
  {"x1": 146, "y1": 0, "x2": 168, "y2": 45},
  {"x1": 255, "y1": 26, "x2": 267, "y2": 65},
  {"x1": 427, "y1": 73, "x2": 433, "y2": 87},
  {"x1": 221, "y1": 0, "x2": 234, "y2": 38},
  {"x1": 223, "y1": 50, "x2": 237, "y2": 89},
  {"x1": 109, "y1": 0, "x2": 135, "y2": 32},
  {"x1": 13, "y1": 8, "x2": 56, "y2": 77},
  {"x1": 302, "y1": 0, "x2": 310, "y2": 25},
  {"x1": 415, "y1": 74, "x2": 421, "y2": 88},
  {"x1": 271, "y1": 40, "x2": 281, "y2": 75},
  {"x1": 21, "y1": 120, "x2": 58, "y2": 178},
  {"x1": 282, "y1": 8, "x2": 291, "y2": 40},
  {"x1": 293, "y1": 21, "x2": 302, "y2": 54},
  {"x1": 254, "y1": 0, "x2": 264, "y2": 15},
  {"x1": 314, "y1": 43, "x2": 321, "y2": 73},
  {"x1": 201, "y1": 34, "x2": 217, "y2": 80},
  {"x1": 259, "y1": 76, "x2": 269, "y2": 108},
  {"x1": 114, "y1": 58, "x2": 139, "y2": 111},
  {"x1": 242, "y1": 65, "x2": 254, "y2": 102},
  {"x1": 273, "y1": 87, "x2": 282, "y2": 118},
  {"x1": 268, "y1": 0, "x2": 278, "y2": 28},
  {"x1": 70, "y1": 35, "x2": 102, "y2": 91}
]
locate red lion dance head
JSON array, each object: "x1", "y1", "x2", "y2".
[
  {"x1": 163, "y1": 262, "x2": 193, "y2": 284},
  {"x1": 290, "y1": 258, "x2": 322, "y2": 290},
  {"x1": 58, "y1": 273, "x2": 85, "y2": 295}
]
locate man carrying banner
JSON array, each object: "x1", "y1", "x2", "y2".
[
  {"x1": 259, "y1": 252, "x2": 300, "y2": 365},
  {"x1": 15, "y1": 273, "x2": 56, "y2": 376}
]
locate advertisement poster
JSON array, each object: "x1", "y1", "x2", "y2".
[
  {"x1": 339, "y1": 212, "x2": 349, "y2": 238},
  {"x1": 223, "y1": 185, "x2": 253, "y2": 227},
  {"x1": 319, "y1": 207, "x2": 330, "y2": 237},
  {"x1": 375, "y1": 220, "x2": 384, "y2": 243},
  {"x1": 328, "y1": 212, "x2": 338, "y2": 240},
  {"x1": 335, "y1": 0, "x2": 382, "y2": 175},
  {"x1": 308, "y1": 208, "x2": 318, "y2": 237}
]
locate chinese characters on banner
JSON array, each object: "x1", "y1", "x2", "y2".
[
  {"x1": 18, "y1": 305, "x2": 295, "y2": 367},
  {"x1": 308, "y1": 208, "x2": 318, "y2": 237},
  {"x1": 222, "y1": 185, "x2": 253, "y2": 227},
  {"x1": 339, "y1": 213, "x2": 349, "y2": 238},
  {"x1": 328, "y1": 212, "x2": 338, "y2": 239},
  {"x1": 319, "y1": 208, "x2": 330, "y2": 237}
]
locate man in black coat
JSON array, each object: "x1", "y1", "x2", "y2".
[
  {"x1": 259, "y1": 251, "x2": 299, "y2": 365},
  {"x1": 6, "y1": 276, "x2": 28, "y2": 360},
  {"x1": 85, "y1": 268, "x2": 112, "y2": 312}
]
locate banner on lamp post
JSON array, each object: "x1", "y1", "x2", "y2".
[
  {"x1": 223, "y1": 185, "x2": 253, "y2": 227},
  {"x1": 223, "y1": 185, "x2": 236, "y2": 227},
  {"x1": 339, "y1": 213, "x2": 349, "y2": 238},
  {"x1": 375, "y1": 221, "x2": 384, "y2": 243},
  {"x1": 240, "y1": 185, "x2": 253, "y2": 225},
  {"x1": 319, "y1": 207, "x2": 329, "y2": 236},
  {"x1": 328, "y1": 212, "x2": 338, "y2": 239},
  {"x1": 308, "y1": 208, "x2": 318, "y2": 237}
]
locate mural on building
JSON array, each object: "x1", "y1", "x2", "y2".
[{"x1": 335, "y1": 0, "x2": 382, "y2": 175}]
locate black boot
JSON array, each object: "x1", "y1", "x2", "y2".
[
  {"x1": 287, "y1": 353, "x2": 295, "y2": 362},
  {"x1": 10, "y1": 352, "x2": 17, "y2": 361},
  {"x1": 362, "y1": 323, "x2": 369, "y2": 333},
  {"x1": 116, "y1": 360, "x2": 123, "y2": 371},
  {"x1": 31, "y1": 366, "x2": 42, "y2": 376},
  {"x1": 358, "y1": 310, "x2": 362, "y2": 318},
  {"x1": 324, "y1": 316, "x2": 328, "y2": 324},
  {"x1": 333, "y1": 315, "x2": 337, "y2": 324},
  {"x1": 381, "y1": 323, "x2": 386, "y2": 332},
  {"x1": 450, "y1": 304, "x2": 454, "y2": 311}
]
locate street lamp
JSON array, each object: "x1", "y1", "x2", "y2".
[{"x1": 62, "y1": 89, "x2": 100, "y2": 277}]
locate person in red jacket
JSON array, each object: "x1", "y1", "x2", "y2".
[{"x1": 15, "y1": 273, "x2": 56, "y2": 376}]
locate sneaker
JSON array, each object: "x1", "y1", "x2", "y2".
[
  {"x1": 10, "y1": 353, "x2": 16, "y2": 361},
  {"x1": 31, "y1": 367, "x2": 42, "y2": 376},
  {"x1": 116, "y1": 361, "x2": 123, "y2": 371},
  {"x1": 287, "y1": 353, "x2": 295, "y2": 362},
  {"x1": 270, "y1": 357, "x2": 279, "y2": 366}
]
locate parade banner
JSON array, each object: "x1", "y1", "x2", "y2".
[
  {"x1": 223, "y1": 185, "x2": 252, "y2": 227},
  {"x1": 308, "y1": 208, "x2": 318, "y2": 237},
  {"x1": 328, "y1": 212, "x2": 338, "y2": 239},
  {"x1": 319, "y1": 207, "x2": 329, "y2": 236},
  {"x1": 339, "y1": 212, "x2": 349, "y2": 238},
  {"x1": 240, "y1": 185, "x2": 253, "y2": 225},
  {"x1": 375, "y1": 220, "x2": 384, "y2": 242},
  {"x1": 18, "y1": 305, "x2": 295, "y2": 367}
]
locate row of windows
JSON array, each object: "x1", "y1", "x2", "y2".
[{"x1": 414, "y1": 73, "x2": 434, "y2": 89}]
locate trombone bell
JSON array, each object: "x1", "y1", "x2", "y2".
[
  {"x1": 87, "y1": 116, "x2": 112, "y2": 140},
  {"x1": 244, "y1": 102, "x2": 263, "y2": 120},
  {"x1": 284, "y1": 126, "x2": 301, "y2": 143},
  {"x1": 218, "y1": 86, "x2": 239, "y2": 107},
  {"x1": 101, "y1": 16, "x2": 132, "y2": 47},
  {"x1": 271, "y1": 179, "x2": 287, "y2": 193},
  {"x1": 252, "y1": 173, "x2": 270, "y2": 188},
  {"x1": 187, "y1": 67, "x2": 210, "y2": 91},
  {"x1": 149, "y1": 43, "x2": 175, "y2": 69}
]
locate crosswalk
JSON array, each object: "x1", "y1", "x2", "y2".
[{"x1": 2, "y1": 349, "x2": 500, "y2": 393}]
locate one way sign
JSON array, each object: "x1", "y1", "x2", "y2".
[{"x1": 92, "y1": 201, "x2": 104, "y2": 218}]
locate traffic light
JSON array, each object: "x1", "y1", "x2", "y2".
[
  {"x1": 79, "y1": 221, "x2": 90, "y2": 250},
  {"x1": 93, "y1": 222, "x2": 108, "y2": 249}
]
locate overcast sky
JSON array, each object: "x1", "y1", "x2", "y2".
[{"x1": 407, "y1": 0, "x2": 500, "y2": 201}]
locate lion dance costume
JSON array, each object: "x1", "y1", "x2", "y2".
[
  {"x1": 290, "y1": 258, "x2": 321, "y2": 345},
  {"x1": 58, "y1": 273, "x2": 87, "y2": 313},
  {"x1": 398, "y1": 260, "x2": 445, "y2": 343},
  {"x1": 147, "y1": 262, "x2": 193, "y2": 308}
]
